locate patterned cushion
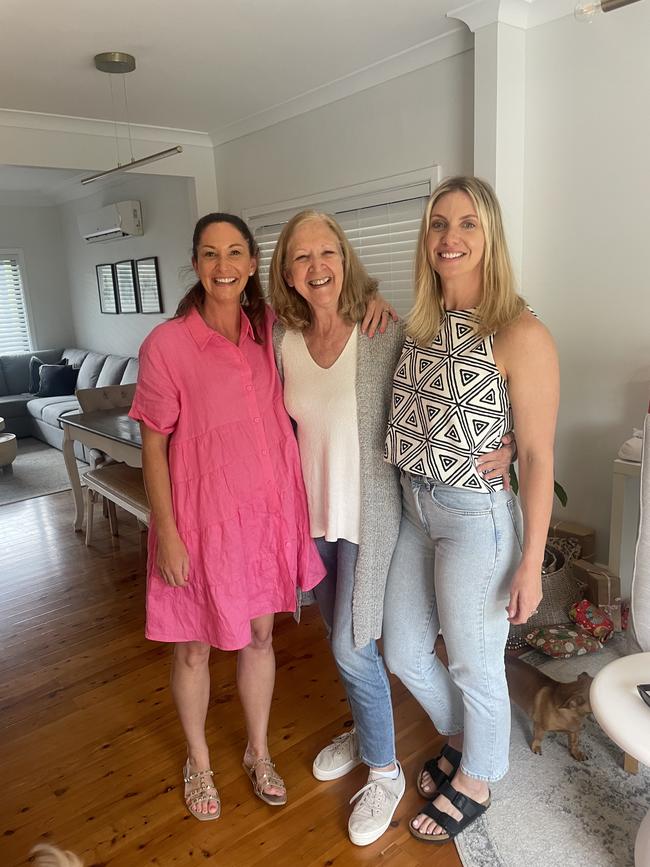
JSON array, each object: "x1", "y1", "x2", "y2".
[{"x1": 525, "y1": 625, "x2": 602, "y2": 658}]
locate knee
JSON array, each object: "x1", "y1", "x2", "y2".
[
  {"x1": 175, "y1": 641, "x2": 211, "y2": 670},
  {"x1": 248, "y1": 624, "x2": 274, "y2": 652}
]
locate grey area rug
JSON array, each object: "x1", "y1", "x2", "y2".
[
  {"x1": 0, "y1": 437, "x2": 86, "y2": 506},
  {"x1": 455, "y1": 635, "x2": 650, "y2": 867}
]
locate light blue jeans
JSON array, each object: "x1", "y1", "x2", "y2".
[
  {"x1": 383, "y1": 472, "x2": 523, "y2": 782},
  {"x1": 314, "y1": 538, "x2": 396, "y2": 768}
]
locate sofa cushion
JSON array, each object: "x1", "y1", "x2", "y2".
[
  {"x1": 0, "y1": 393, "x2": 32, "y2": 418},
  {"x1": 96, "y1": 354, "x2": 129, "y2": 387},
  {"x1": 29, "y1": 355, "x2": 67, "y2": 393},
  {"x1": 0, "y1": 348, "x2": 63, "y2": 395},
  {"x1": 62, "y1": 348, "x2": 89, "y2": 369},
  {"x1": 42, "y1": 398, "x2": 81, "y2": 426},
  {"x1": 121, "y1": 357, "x2": 139, "y2": 384},
  {"x1": 37, "y1": 363, "x2": 79, "y2": 397},
  {"x1": 76, "y1": 351, "x2": 108, "y2": 389},
  {"x1": 27, "y1": 394, "x2": 80, "y2": 422}
]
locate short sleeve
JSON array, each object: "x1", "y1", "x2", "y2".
[{"x1": 129, "y1": 329, "x2": 180, "y2": 435}]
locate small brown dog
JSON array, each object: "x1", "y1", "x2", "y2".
[{"x1": 505, "y1": 655, "x2": 593, "y2": 761}]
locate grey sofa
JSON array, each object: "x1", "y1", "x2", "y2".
[{"x1": 0, "y1": 348, "x2": 138, "y2": 459}]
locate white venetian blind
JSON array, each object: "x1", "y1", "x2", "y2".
[
  {"x1": 0, "y1": 252, "x2": 32, "y2": 353},
  {"x1": 251, "y1": 183, "x2": 430, "y2": 317}
]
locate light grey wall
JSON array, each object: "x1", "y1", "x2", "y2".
[
  {"x1": 214, "y1": 51, "x2": 474, "y2": 213},
  {"x1": 58, "y1": 173, "x2": 197, "y2": 357},
  {"x1": 523, "y1": 3, "x2": 650, "y2": 562},
  {"x1": 0, "y1": 203, "x2": 74, "y2": 349}
]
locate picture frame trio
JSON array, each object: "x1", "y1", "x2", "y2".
[{"x1": 96, "y1": 257, "x2": 163, "y2": 314}]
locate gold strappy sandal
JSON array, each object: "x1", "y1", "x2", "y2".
[
  {"x1": 242, "y1": 756, "x2": 287, "y2": 806},
  {"x1": 183, "y1": 761, "x2": 221, "y2": 821}
]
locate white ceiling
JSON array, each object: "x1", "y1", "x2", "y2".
[{"x1": 1, "y1": 0, "x2": 461, "y2": 136}]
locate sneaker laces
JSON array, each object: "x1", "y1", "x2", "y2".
[
  {"x1": 349, "y1": 780, "x2": 389, "y2": 817},
  {"x1": 330, "y1": 731, "x2": 355, "y2": 757}
]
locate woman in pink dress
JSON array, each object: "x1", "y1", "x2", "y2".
[{"x1": 129, "y1": 213, "x2": 326, "y2": 820}]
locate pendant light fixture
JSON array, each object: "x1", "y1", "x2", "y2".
[
  {"x1": 81, "y1": 52, "x2": 183, "y2": 185},
  {"x1": 575, "y1": 0, "x2": 643, "y2": 22}
]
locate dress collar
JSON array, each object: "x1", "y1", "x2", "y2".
[{"x1": 184, "y1": 305, "x2": 253, "y2": 350}]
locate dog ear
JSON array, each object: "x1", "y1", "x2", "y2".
[{"x1": 577, "y1": 672, "x2": 592, "y2": 682}]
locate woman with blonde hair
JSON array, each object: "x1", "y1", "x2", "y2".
[
  {"x1": 383, "y1": 176, "x2": 559, "y2": 843},
  {"x1": 268, "y1": 207, "x2": 513, "y2": 846}
]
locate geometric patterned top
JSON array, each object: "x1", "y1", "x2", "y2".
[{"x1": 384, "y1": 308, "x2": 511, "y2": 491}]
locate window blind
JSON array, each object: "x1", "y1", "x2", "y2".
[
  {"x1": 0, "y1": 253, "x2": 31, "y2": 353},
  {"x1": 253, "y1": 190, "x2": 429, "y2": 317}
]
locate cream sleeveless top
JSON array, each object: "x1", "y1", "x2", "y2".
[{"x1": 282, "y1": 327, "x2": 361, "y2": 543}]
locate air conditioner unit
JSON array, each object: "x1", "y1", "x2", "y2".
[{"x1": 78, "y1": 200, "x2": 143, "y2": 243}]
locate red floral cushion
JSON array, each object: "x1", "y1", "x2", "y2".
[
  {"x1": 525, "y1": 624, "x2": 602, "y2": 658},
  {"x1": 568, "y1": 599, "x2": 614, "y2": 643}
]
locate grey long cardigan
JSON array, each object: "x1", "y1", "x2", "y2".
[{"x1": 273, "y1": 318, "x2": 405, "y2": 648}]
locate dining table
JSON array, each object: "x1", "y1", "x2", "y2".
[{"x1": 61, "y1": 408, "x2": 142, "y2": 531}]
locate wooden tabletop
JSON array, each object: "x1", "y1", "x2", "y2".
[{"x1": 61, "y1": 408, "x2": 142, "y2": 448}]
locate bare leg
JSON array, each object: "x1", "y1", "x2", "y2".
[
  {"x1": 171, "y1": 641, "x2": 219, "y2": 816},
  {"x1": 238, "y1": 614, "x2": 284, "y2": 798},
  {"x1": 412, "y1": 768, "x2": 489, "y2": 836},
  {"x1": 420, "y1": 731, "x2": 464, "y2": 796}
]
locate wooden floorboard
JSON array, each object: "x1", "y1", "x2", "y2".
[{"x1": 0, "y1": 490, "x2": 461, "y2": 867}]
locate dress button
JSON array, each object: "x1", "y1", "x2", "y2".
[
  {"x1": 246, "y1": 384, "x2": 253, "y2": 392},
  {"x1": 254, "y1": 417, "x2": 260, "y2": 423},
  {"x1": 285, "y1": 541, "x2": 291, "y2": 548},
  {"x1": 261, "y1": 449, "x2": 268, "y2": 456}
]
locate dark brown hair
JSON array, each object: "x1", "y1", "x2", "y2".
[{"x1": 174, "y1": 212, "x2": 266, "y2": 343}]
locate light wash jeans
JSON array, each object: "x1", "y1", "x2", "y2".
[
  {"x1": 383, "y1": 472, "x2": 523, "y2": 782},
  {"x1": 314, "y1": 538, "x2": 396, "y2": 768}
]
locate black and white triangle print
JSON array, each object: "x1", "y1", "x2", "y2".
[{"x1": 385, "y1": 309, "x2": 512, "y2": 492}]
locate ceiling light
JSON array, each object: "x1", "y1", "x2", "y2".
[
  {"x1": 81, "y1": 52, "x2": 182, "y2": 185},
  {"x1": 575, "y1": 0, "x2": 643, "y2": 22}
]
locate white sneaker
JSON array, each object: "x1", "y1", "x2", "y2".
[
  {"x1": 348, "y1": 762, "x2": 405, "y2": 847},
  {"x1": 312, "y1": 729, "x2": 361, "y2": 781}
]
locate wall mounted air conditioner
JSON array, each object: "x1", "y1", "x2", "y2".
[{"x1": 78, "y1": 200, "x2": 143, "y2": 243}]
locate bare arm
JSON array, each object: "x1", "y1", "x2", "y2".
[
  {"x1": 140, "y1": 423, "x2": 189, "y2": 587},
  {"x1": 495, "y1": 311, "x2": 559, "y2": 624}
]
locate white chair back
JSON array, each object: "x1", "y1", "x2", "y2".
[{"x1": 630, "y1": 413, "x2": 650, "y2": 651}]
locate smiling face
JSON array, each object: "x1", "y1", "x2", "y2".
[
  {"x1": 426, "y1": 190, "x2": 485, "y2": 285},
  {"x1": 192, "y1": 220, "x2": 256, "y2": 306},
  {"x1": 284, "y1": 219, "x2": 345, "y2": 314}
]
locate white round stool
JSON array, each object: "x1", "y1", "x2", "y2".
[
  {"x1": 0, "y1": 431, "x2": 17, "y2": 473},
  {"x1": 591, "y1": 652, "x2": 650, "y2": 866}
]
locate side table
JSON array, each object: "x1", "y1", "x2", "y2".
[{"x1": 590, "y1": 652, "x2": 650, "y2": 866}]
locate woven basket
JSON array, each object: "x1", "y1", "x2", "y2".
[{"x1": 508, "y1": 540, "x2": 584, "y2": 643}]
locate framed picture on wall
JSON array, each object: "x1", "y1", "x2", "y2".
[
  {"x1": 135, "y1": 257, "x2": 163, "y2": 313},
  {"x1": 115, "y1": 260, "x2": 139, "y2": 313},
  {"x1": 96, "y1": 264, "x2": 118, "y2": 314}
]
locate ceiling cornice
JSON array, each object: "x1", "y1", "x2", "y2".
[
  {"x1": 447, "y1": 0, "x2": 575, "y2": 31},
  {"x1": 0, "y1": 109, "x2": 213, "y2": 149},
  {"x1": 209, "y1": 27, "x2": 473, "y2": 146}
]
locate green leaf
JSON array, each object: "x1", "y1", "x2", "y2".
[
  {"x1": 554, "y1": 480, "x2": 568, "y2": 508},
  {"x1": 508, "y1": 465, "x2": 568, "y2": 507}
]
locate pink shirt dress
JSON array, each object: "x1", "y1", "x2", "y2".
[{"x1": 129, "y1": 305, "x2": 325, "y2": 650}]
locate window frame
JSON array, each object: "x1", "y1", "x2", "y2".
[
  {"x1": 0, "y1": 248, "x2": 36, "y2": 353},
  {"x1": 243, "y1": 165, "x2": 441, "y2": 232}
]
